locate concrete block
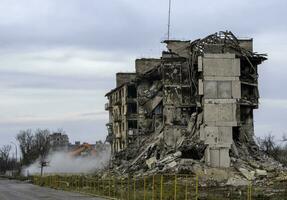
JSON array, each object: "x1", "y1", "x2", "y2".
[
  {"x1": 209, "y1": 147, "x2": 230, "y2": 168},
  {"x1": 135, "y1": 59, "x2": 161, "y2": 75},
  {"x1": 218, "y1": 81, "x2": 232, "y2": 98},
  {"x1": 232, "y1": 81, "x2": 241, "y2": 98},
  {"x1": 210, "y1": 148, "x2": 220, "y2": 167},
  {"x1": 204, "y1": 53, "x2": 235, "y2": 59},
  {"x1": 203, "y1": 126, "x2": 232, "y2": 145},
  {"x1": 198, "y1": 56, "x2": 203, "y2": 72},
  {"x1": 218, "y1": 103, "x2": 234, "y2": 122},
  {"x1": 204, "y1": 99, "x2": 236, "y2": 104},
  {"x1": 255, "y1": 169, "x2": 267, "y2": 177},
  {"x1": 204, "y1": 103, "x2": 237, "y2": 125},
  {"x1": 219, "y1": 148, "x2": 230, "y2": 168},
  {"x1": 116, "y1": 73, "x2": 137, "y2": 87},
  {"x1": 165, "y1": 40, "x2": 190, "y2": 57},
  {"x1": 204, "y1": 126, "x2": 219, "y2": 144},
  {"x1": 239, "y1": 39, "x2": 253, "y2": 52},
  {"x1": 204, "y1": 104, "x2": 218, "y2": 122},
  {"x1": 218, "y1": 127, "x2": 232, "y2": 144},
  {"x1": 215, "y1": 121, "x2": 238, "y2": 127},
  {"x1": 203, "y1": 56, "x2": 240, "y2": 77},
  {"x1": 198, "y1": 79, "x2": 203, "y2": 95},
  {"x1": 204, "y1": 76, "x2": 239, "y2": 81},
  {"x1": 204, "y1": 81, "x2": 217, "y2": 98}
]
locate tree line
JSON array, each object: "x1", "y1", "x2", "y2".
[
  {"x1": 0, "y1": 128, "x2": 62, "y2": 175},
  {"x1": 257, "y1": 133, "x2": 287, "y2": 166}
]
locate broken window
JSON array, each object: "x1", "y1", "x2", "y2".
[
  {"x1": 241, "y1": 83, "x2": 258, "y2": 103},
  {"x1": 154, "y1": 104, "x2": 163, "y2": 115},
  {"x1": 127, "y1": 85, "x2": 137, "y2": 98},
  {"x1": 163, "y1": 63, "x2": 181, "y2": 85},
  {"x1": 181, "y1": 64, "x2": 190, "y2": 85},
  {"x1": 164, "y1": 86, "x2": 182, "y2": 105},
  {"x1": 240, "y1": 59, "x2": 258, "y2": 83},
  {"x1": 232, "y1": 127, "x2": 240, "y2": 143},
  {"x1": 128, "y1": 120, "x2": 137, "y2": 129},
  {"x1": 127, "y1": 102, "x2": 137, "y2": 114},
  {"x1": 182, "y1": 87, "x2": 191, "y2": 104}
]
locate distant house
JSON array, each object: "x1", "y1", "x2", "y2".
[{"x1": 49, "y1": 132, "x2": 69, "y2": 151}]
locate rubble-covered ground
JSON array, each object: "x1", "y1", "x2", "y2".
[{"x1": 107, "y1": 123, "x2": 287, "y2": 188}]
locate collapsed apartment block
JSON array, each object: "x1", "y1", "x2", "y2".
[{"x1": 105, "y1": 31, "x2": 266, "y2": 170}]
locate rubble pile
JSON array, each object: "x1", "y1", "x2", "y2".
[{"x1": 104, "y1": 31, "x2": 286, "y2": 186}]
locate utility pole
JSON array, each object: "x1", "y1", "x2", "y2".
[
  {"x1": 167, "y1": 0, "x2": 172, "y2": 40},
  {"x1": 10, "y1": 141, "x2": 17, "y2": 162}
]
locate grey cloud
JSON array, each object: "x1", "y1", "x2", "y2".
[
  {"x1": 0, "y1": 70, "x2": 115, "y2": 90},
  {"x1": 0, "y1": 0, "x2": 286, "y2": 53},
  {"x1": 0, "y1": 0, "x2": 286, "y2": 146}
]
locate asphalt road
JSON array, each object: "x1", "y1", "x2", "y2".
[{"x1": 0, "y1": 178, "x2": 105, "y2": 200}]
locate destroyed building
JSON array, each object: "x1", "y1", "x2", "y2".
[
  {"x1": 105, "y1": 31, "x2": 267, "y2": 170},
  {"x1": 49, "y1": 132, "x2": 69, "y2": 151}
]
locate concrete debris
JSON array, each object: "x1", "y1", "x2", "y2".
[
  {"x1": 238, "y1": 168, "x2": 255, "y2": 180},
  {"x1": 226, "y1": 176, "x2": 249, "y2": 186},
  {"x1": 146, "y1": 157, "x2": 157, "y2": 169},
  {"x1": 255, "y1": 169, "x2": 267, "y2": 177},
  {"x1": 167, "y1": 161, "x2": 177, "y2": 168},
  {"x1": 103, "y1": 30, "x2": 287, "y2": 187}
]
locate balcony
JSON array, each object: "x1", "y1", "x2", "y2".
[{"x1": 105, "y1": 103, "x2": 111, "y2": 110}]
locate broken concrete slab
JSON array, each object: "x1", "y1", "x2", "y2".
[
  {"x1": 146, "y1": 157, "x2": 157, "y2": 169},
  {"x1": 255, "y1": 169, "x2": 267, "y2": 177},
  {"x1": 238, "y1": 168, "x2": 255, "y2": 180},
  {"x1": 226, "y1": 176, "x2": 249, "y2": 186}
]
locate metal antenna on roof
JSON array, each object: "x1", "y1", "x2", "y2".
[{"x1": 167, "y1": 0, "x2": 172, "y2": 40}]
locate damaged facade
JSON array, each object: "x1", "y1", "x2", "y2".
[{"x1": 105, "y1": 31, "x2": 266, "y2": 169}]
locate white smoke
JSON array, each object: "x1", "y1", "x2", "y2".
[{"x1": 23, "y1": 147, "x2": 111, "y2": 176}]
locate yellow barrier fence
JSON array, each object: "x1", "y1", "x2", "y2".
[{"x1": 32, "y1": 174, "x2": 257, "y2": 200}]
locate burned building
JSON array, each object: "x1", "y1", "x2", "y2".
[{"x1": 105, "y1": 31, "x2": 266, "y2": 169}]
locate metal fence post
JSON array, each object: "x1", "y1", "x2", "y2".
[
  {"x1": 114, "y1": 177, "x2": 116, "y2": 198},
  {"x1": 247, "y1": 182, "x2": 252, "y2": 200},
  {"x1": 133, "y1": 177, "x2": 136, "y2": 200},
  {"x1": 128, "y1": 176, "x2": 130, "y2": 200},
  {"x1": 185, "y1": 175, "x2": 188, "y2": 200},
  {"x1": 121, "y1": 178, "x2": 123, "y2": 200},
  {"x1": 152, "y1": 175, "x2": 155, "y2": 200},
  {"x1": 144, "y1": 176, "x2": 146, "y2": 200},
  {"x1": 195, "y1": 175, "x2": 198, "y2": 200},
  {"x1": 109, "y1": 178, "x2": 111, "y2": 197},
  {"x1": 160, "y1": 175, "x2": 163, "y2": 200},
  {"x1": 174, "y1": 174, "x2": 177, "y2": 200}
]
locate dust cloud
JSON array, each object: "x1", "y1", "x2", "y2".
[{"x1": 23, "y1": 147, "x2": 110, "y2": 175}]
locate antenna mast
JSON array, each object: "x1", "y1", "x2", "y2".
[{"x1": 167, "y1": 0, "x2": 172, "y2": 40}]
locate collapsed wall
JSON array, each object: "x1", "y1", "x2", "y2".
[{"x1": 105, "y1": 31, "x2": 267, "y2": 173}]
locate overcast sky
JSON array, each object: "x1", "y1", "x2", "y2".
[{"x1": 0, "y1": 0, "x2": 286, "y2": 149}]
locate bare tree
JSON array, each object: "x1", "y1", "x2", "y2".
[
  {"x1": 16, "y1": 129, "x2": 35, "y2": 166},
  {"x1": 0, "y1": 145, "x2": 11, "y2": 173},
  {"x1": 34, "y1": 129, "x2": 51, "y2": 160},
  {"x1": 258, "y1": 133, "x2": 287, "y2": 166},
  {"x1": 0, "y1": 145, "x2": 11, "y2": 161},
  {"x1": 16, "y1": 129, "x2": 51, "y2": 166}
]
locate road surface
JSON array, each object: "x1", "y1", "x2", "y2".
[{"x1": 0, "y1": 178, "x2": 105, "y2": 200}]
